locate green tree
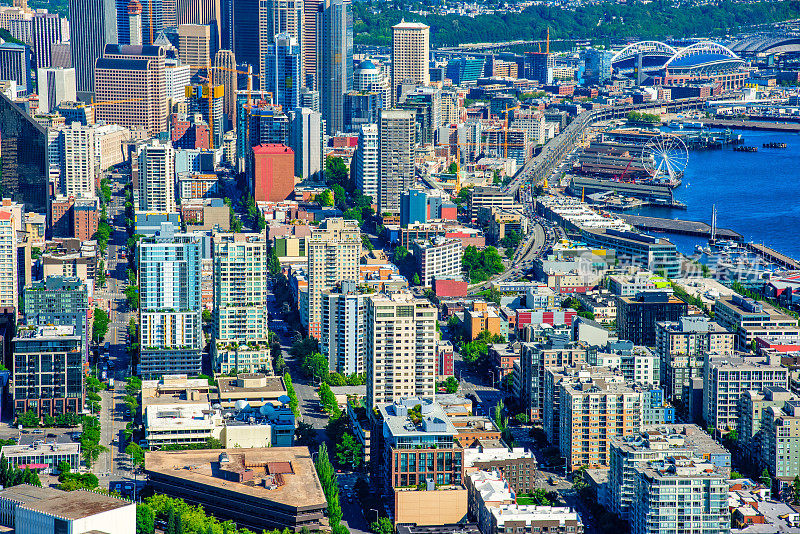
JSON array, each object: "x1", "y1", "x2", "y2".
[
  {"x1": 325, "y1": 156, "x2": 350, "y2": 188},
  {"x1": 126, "y1": 442, "x2": 145, "y2": 467},
  {"x1": 319, "y1": 382, "x2": 340, "y2": 415},
  {"x1": 92, "y1": 308, "x2": 110, "y2": 342},
  {"x1": 793, "y1": 475, "x2": 800, "y2": 505},
  {"x1": 268, "y1": 247, "x2": 282, "y2": 276},
  {"x1": 317, "y1": 189, "x2": 334, "y2": 207},
  {"x1": 302, "y1": 352, "x2": 329, "y2": 382},
  {"x1": 335, "y1": 432, "x2": 363, "y2": 469},
  {"x1": 370, "y1": 517, "x2": 394, "y2": 534},
  {"x1": 761, "y1": 468, "x2": 772, "y2": 491},
  {"x1": 412, "y1": 273, "x2": 421, "y2": 286},
  {"x1": 16, "y1": 410, "x2": 39, "y2": 427},
  {"x1": 444, "y1": 376, "x2": 459, "y2": 394},
  {"x1": 97, "y1": 260, "x2": 106, "y2": 286},
  {"x1": 136, "y1": 503, "x2": 155, "y2": 534}
]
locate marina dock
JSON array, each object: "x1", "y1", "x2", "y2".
[
  {"x1": 617, "y1": 214, "x2": 743, "y2": 241},
  {"x1": 696, "y1": 119, "x2": 800, "y2": 133},
  {"x1": 743, "y1": 243, "x2": 800, "y2": 270}
]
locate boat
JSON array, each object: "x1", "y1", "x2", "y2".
[
  {"x1": 733, "y1": 146, "x2": 758, "y2": 152},
  {"x1": 763, "y1": 142, "x2": 787, "y2": 148},
  {"x1": 695, "y1": 244, "x2": 704, "y2": 254},
  {"x1": 684, "y1": 121, "x2": 704, "y2": 129}
]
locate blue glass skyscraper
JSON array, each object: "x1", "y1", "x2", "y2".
[
  {"x1": 316, "y1": 0, "x2": 352, "y2": 135},
  {"x1": 265, "y1": 32, "x2": 301, "y2": 112}
]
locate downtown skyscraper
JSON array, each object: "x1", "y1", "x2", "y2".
[
  {"x1": 68, "y1": 0, "x2": 117, "y2": 99},
  {"x1": 316, "y1": 0, "x2": 352, "y2": 135},
  {"x1": 390, "y1": 21, "x2": 429, "y2": 106},
  {"x1": 265, "y1": 33, "x2": 301, "y2": 111}
]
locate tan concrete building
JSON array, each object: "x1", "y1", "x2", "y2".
[
  {"x1": 560, "y1": 378, "x2": 644, "y2": 471},
  {"x1": 214, "y1": 373, "x2": 288, "y2": 409},
  {"x1": 145, "y1": 447, "x2": 327, "y2": 532},
  {"x1": 366, "y1": 292, "x2": 437, "y2": 408},
  {"x1": 391, "y1": 21, "x2": 429, "y2": 106},
  {"x1": 394, "y1": 488, "x2": 468, "y2": 526},
  {"x1": 94, "y1": 44, "x2": 167, "y2": 136},
  {"x1": 178, "y1": 24, "x2": 212, "y2": 76},
  {"x1": 464, "y1": 301, "x2": 507, "y2": 341}
]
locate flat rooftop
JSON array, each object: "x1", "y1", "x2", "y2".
[
  {"x1": 216, "y1": 375, "x2": 286, "y2": 396},
  {"x1": 0, "y1": 484, "x2": 132, "y2": 519},
  {"x1": 145, "y1": 447, "x2": 327, "y2": 509}
]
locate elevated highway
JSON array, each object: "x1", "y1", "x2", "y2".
[{"x1": 502, "y1": 96, "x2": 712, "y2": 198}]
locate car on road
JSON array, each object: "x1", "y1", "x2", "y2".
[{"x1": 32, "y1": 429, "x2": 44, "y2": 434}]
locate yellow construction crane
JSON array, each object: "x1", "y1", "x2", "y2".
[{"x1": 148, "y1": 0, "x2": 153, "y2": 44}]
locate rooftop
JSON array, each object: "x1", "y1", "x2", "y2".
[
  {"x1": 0, "y1": 485, "x2": 132, "y2": 520},
  {"x1": 378, "y1": 398, "x2": 458, "y2": 438},
  {"x1": 145, "y1": 447, "x2": 326, "y2": 510},
  {"x1": 490, "y1": 505, "x2": 582, "y2": 526}
]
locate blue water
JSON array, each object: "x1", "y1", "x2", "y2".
[{"x1": 632, "y1": 128, "x2": 800, "y2": 258}]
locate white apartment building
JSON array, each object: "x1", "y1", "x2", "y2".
[
  {"x1": 137, "y1": 138, "x2": 176, "y2": 213},
  {"x1": 366, "y1": 291, "x2": 437, "y2": 409},
  {"x1": 321, "y1": 281, "x2": 368, "y2": 376},
  {"x1": 306, "y1": 218, "x2": 361, "y2": 340},
  {"x1": 94, "y1": 124, "x2": 130, "y2": 171},
  {"x1": 511, "y1": 109, "x2": 546, "y2": 146},
  {"x1": 703, "y1": 353, "x2": 789, "y2": 431},
  {"x1": 0, "y1": 210, "x2": 17, "y2": 309},
  {"x1": 355, "y1": 123, "x2": 379, "y2": 202},
  {"x1": 411, "y1": 236, "x2": 463, "y2": 287},
  {"x1": 213, "y1": 233, "x2": 269, "y2": 342},
  {"x1": 62, "y1": 121, "x2": 97, "y2": 198}
]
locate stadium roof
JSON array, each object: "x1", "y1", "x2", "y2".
[{"x1": 731, "y1": 36, "x2": 800, "y2": 55}]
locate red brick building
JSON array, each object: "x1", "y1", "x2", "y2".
[
  {"x1": 251, "y1": 144, "x2": 295, "y2": 202},
  {"x1": 50, "y1": 196, "x2": 99, "y2": 241}
]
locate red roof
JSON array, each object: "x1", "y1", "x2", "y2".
[{"x1": 252, "y1": 143, "x2": 294, "y2": 154}]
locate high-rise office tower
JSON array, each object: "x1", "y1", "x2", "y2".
[
  {"x1": 162, "y1": 0, "x2": 177, "y2": 26},
  {"x1": 233, "y1": 0, "x2": 259, "y2": 83},
  {"x1": 321, "y1": 280, "x2": 367, "y2": 376},
  {"x1": 127, "y1": 0, "x2": 142, "y2": 46},
  {"x1": 176, "y1": 0, "x2": 221, "y2": 49},
  {"x1": 62, "y1": 122, "x2": 98, "y2": 198},
  {"x1": 219, "y1": 0, "x2": 233, "y2": 50},
  {"x1": 36, "y1": 66, "x2": 76, "y2": 113},
  {"x1": 265, "y1": 33, "x2": 301, "y2": 112},
  {"x1": 343, "y1": 91, "x2": 379, "y2": 133},
  {"x1": 525, "y1": 52, "x2": 554, "y2": 84},
  {"x1": 301, "y1": 0, "x2": 319, "y2": 88},
  {"x1": 0, "y1": 210, "x2": 18, "y2": 310},
  {"x1": 354, "y1": 123, "x2": 378, "y2": 202},
  {"x1": 214, "y1": 48, "x2": 236, "y2": 129},
  {"x1": 583, "y1": 48, "x2": 613, "y2": 86},
  {"x1": 0, "y1": 41, "x2": 32, "y2": 96},
  {"x1": 31, "y1": 10, "x2": 64, "y2": 69},
  {"x1": 94, "y1": 44, "x2": 167, "y2": 135},
  {"x1": 137, "y1": 139, "x2": 176, "y2": 212},
  {"x1": 378, "y1": 108, "x2": 415, "y2": 214},
  {"x1": 23, "y1": 276, "x2": 89, "y2": 363},
  {"x1": 138, "y1": 225, "x2": 202, "y2": 379},
  {"x1": 0, "y1": 92, "x2": 48, "y2": 214},
  {"x1": 316, "y1": 0, "x2": 352, "y2": 135},
  {"x1": 390, "y1": 21, "x2": 429, "y2": 106},
  {"x1": 365, "y1": 291, "x2": 437, "y2": 409},
  {"x1": 69, "y1": 0, "x2": 117, "y2": 100},
  {"x1": 12, "y1": 326, "x2": 83, "y2": 417},
  {"x1": 117, "y1": 0, "x2": 161, "y2": 45},
  {"x1": 178, "y1": 23, "x2": 212, "y2": 75},
  {"x1": 186, "y1": 83, "x2": 224, "y2": 147},
  {"x1": 354, "y1": 59, "x2": 390, "y2": 108},
  {"x1": 213, "y1": 233, "x2": 269, "y2": 343},
  {"x1": 306, "y1": 218, "x2": 360, "y2": 340},
  {"x1": 299, "y1": 86, "x2": 319, "y2": 111},
  {"x1": 289, "y1": 107, "x2": 324, "y2": 180},
  {"x1": 259, "y1": 0, "x2": 302, "y2": 87}
]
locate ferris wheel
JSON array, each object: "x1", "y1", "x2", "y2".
[{"x1": 641, "y1": 133, "x2": 689, "y2": 182}]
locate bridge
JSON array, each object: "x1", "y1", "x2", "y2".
[
  {"x1": 433, "y1": 39, "x2": 573, "y2": 56},
  {"x1": 501, "y1": 96, "x2": 711, "y2": 198}
]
